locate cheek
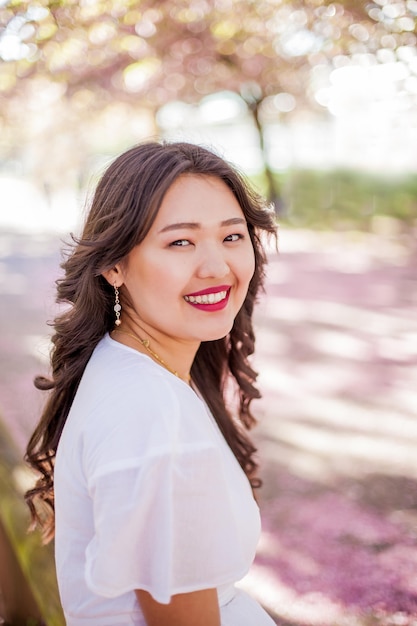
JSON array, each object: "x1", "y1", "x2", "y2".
[{"x1": 240, "y1": 246, "x2": 256, "y2": 284}]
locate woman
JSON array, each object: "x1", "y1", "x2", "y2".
[{"x1": 25, "y1": 141, "x2": 277, "y2": 625}]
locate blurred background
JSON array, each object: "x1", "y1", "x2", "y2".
[{"x1": 0, "y1": 1, "x2": 416, "y2": 624}]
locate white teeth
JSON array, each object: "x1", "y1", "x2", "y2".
[{"x1": 184, "y1": 290, "x2": 227, "y2": 304}]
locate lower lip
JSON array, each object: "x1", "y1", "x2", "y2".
[{"x1": 185, "y1": 290, "x2": 230, "y2": 312}]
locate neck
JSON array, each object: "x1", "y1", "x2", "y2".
[{"x1": 112, "y1": 326, "x2": 196, "y2": 384}]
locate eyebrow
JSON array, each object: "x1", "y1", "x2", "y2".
[{"x1": 158, "y1": 217, "x2": 246, "y2": 234}]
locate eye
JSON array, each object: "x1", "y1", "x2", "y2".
[
  {"x1": 169, "y1": 239, "x2": 191, "y2": 247},
  {"x1": 224, "y1": 233, "x2": 244, "y2": 242}
]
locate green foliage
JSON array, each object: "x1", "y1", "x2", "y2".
[
  {"x1": 0, "y1": 420, "x2": 64, "y2": 626},
  {"x1": 272, "y1": 169, "x2": 417, "y2": 230}
]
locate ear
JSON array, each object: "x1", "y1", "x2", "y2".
[{"x1": 101, "y1": 264, "x2": 124, "y2": 288}]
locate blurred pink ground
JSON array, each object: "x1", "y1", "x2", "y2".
[{"x1": 0, "y1": 227, "x2": 416, "y2": 626}]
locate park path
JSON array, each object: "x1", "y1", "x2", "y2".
[
  {"x1": 0, "y1": 226, "x2": 416, "y2": 626},
  {"x1": 245, "y1": 229, "x2": 417, "y2": 625}
]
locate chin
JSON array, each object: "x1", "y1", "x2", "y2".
[{"x1": 199, "y1": 322, "x2": 235, "y2": 343}]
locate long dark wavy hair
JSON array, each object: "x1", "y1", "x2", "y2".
[{"x1": 25, "y1": 141, "x2": 277, "y2": 542}]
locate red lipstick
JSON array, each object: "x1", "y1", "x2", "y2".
[{"x1": 184, "y1": 285, "x2": 231, "y2": 312}]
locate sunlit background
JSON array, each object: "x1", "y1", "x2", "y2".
[
  {"x1": 1, "y1": 0, "x2": 417, "y2": 232},
  {"x1": 0, "y1": 1, "x2": 416, "y2": 625}
]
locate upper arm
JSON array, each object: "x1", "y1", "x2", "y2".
[{"x1": 135, "y1": 587, "x2": 220, "y2": 626}]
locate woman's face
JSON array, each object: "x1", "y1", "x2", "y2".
[{"x1": 119, "y1": 174, "x2": 256, "y2": 348}]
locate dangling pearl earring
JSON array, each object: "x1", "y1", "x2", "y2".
[{"x1": 114, "y1": 284, "x2": 121, "y2": 326}]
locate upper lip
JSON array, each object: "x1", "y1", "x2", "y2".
[{"x1": 184, "y1": 285, "x2": 231, "y2": 297}]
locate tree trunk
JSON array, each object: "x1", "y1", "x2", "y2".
[{"x1": 250, "y1": 100, "x2": 281, "y2": 213}]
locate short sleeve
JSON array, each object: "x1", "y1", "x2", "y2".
[{"x1": 84, "y1": 443, "x2": 255, "y2": 604}]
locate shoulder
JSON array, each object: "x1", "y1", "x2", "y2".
[
  {"x1": 65, "y1": 334, "x2": 209, "y2": 454},
  {"x1": 80, "y1": 334, "x2": 180, "y2": 411}
]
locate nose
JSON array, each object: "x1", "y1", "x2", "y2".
[{"x1": 196, "y1": 243, "x2": 230, "y2": 279}]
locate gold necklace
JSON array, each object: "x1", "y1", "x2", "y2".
[{"x1": 112, "y1": 328, "x2": 191, "y2": 383}]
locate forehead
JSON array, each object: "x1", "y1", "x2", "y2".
[{"x1": 153, "y1": 174, "x2": 245, "y2": 224}]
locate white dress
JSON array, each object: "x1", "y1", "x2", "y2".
[{"x1": 54, "y1": 334, "x2": 275, "y2": 625}]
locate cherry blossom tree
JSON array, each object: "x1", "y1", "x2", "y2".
[{"x1": 0, "y1": 0, "x2": 415, "y2": 197}]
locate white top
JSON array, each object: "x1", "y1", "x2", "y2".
[{"x1": 54, "y1": 334, "x2": 275, "y2": 625}]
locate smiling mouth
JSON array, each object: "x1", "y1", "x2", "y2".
[{"x1": 184, "y1": 290, "x2": 228, "y2": 305}]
